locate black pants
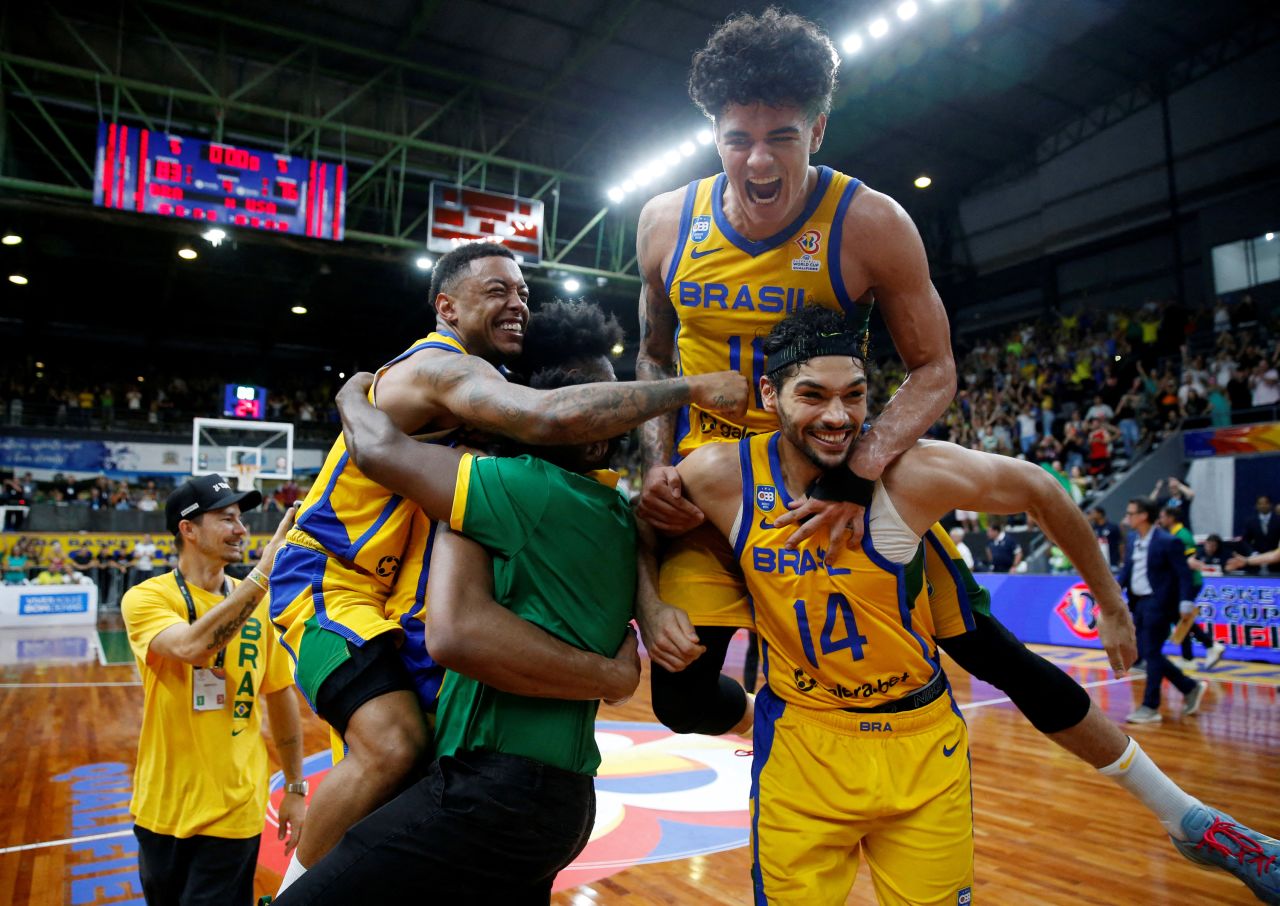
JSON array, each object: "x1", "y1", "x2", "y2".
[
  {"x1": 1180, "y1": 621, "x2": 1214, "y2": 660},
  {"x1": 1133, "y1": 595, "x2": 1196, "y2": 709},
  {"x1": 133, "y1": 825, "x2": 259, "y2": 906},
  {"x1": 274, "y1": 749, "x2": 595, "y2": 905}
]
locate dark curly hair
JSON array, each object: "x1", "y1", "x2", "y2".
[
  {"x1": 763, "y1": 305, "x2": 867, "y2": 385},
  {"x1": 689, "y1": 7, "x2": 839, "y2": 121},
  {"x1": 428, "y1": 242, "x2": 516, "y2": 304},
  {"x1": 516, "y1": 299, "x2": 625, "y2": 377}
]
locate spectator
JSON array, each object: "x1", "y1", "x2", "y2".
[
  {"x1": 137, "y1": 491, "x2": 159, "y2": 513},
  {"x1": 948, "y1": 527, "x2": 975, "y2": 569},
  {"x1": 986, "y1": 520, "x2": 1023, "y2": 573},
  {"x1": 1251, "y1": 364, "x2": 1280, "y2": 407},
  {"x1": 3, "y1": 539, "x2": 30, "y2": 583},
  {"x1": 1189, "y1": 535, "x2": 1230, "y2": 576},
  {"x1": 1240, "y1": 495, "x2": 1280, "y2": 574},
  {"x1": 1151, "y1": 477, "x2": 1195, "y2": 532},
  {"x1": 130, "y1": 534, "x2": 159, "y2": 590},
  {"x1": 1085, "y1": 395, "x2": 1114, "y2": 423},
  {"x1": 1089, "y1": 506, "x2": 1124, "y2": 569}
]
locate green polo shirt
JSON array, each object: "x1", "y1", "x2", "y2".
[
  {"x1": 434, "y1": 453, "x2": 636, "y2": 776},
  {"x1": 1172, "y1": 522, "x2": 1203, "y2": 590}
]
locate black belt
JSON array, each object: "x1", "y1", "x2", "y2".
[{"x1": 840, "y1": 671, "x2": 947, "y2": 715}]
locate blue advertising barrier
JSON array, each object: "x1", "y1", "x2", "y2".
[{"x1": 974, "y1": 574, "x2": 1280, "y2": 665}]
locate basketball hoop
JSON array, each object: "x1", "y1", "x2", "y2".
[{"x1": 234, "y1": 461, "x2": 261, "y2": 492}]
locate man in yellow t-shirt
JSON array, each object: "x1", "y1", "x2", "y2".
[{"x1": 123, "y1": 474, "x2": 304, "y2": 906}]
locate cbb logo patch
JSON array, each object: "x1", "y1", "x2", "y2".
[
  {"x1": 756, "y1": 485, "x2": 777, "y2": 512},
  {"x1": 690, "y1": 215, "x2": 711, "y2": 244}
]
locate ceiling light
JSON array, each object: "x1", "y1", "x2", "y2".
[
  {"x1": 621, "y1": 178, "x2": 636, "y2": 193},
  {"x1": 607, "y1": 187, "x2": 625, "y2": 204},
  {"x1": 897, "y1": 1, "x2": 919, "y2": 21},
  {"x1": 291, "y1": 305, "x2": 307, "y2": 315},
  {"x1": 663, "y1": 150, "x2": 681, "y2": 167},
  {"x1": 1, "y1": 234, "x2": 21, "y2": 246},
  {"x1": 201, "y1": 228, "x2": 226, "y2": 247},
  {"x1": 35, "y1": 361, "x2": 44, "y2": 368},
  {"x1": 634, "y1": 167, "x2": 655, "y2": 186},
  {"x1": 869, "y1": 18, "x2": 890, "y2": 39},
  {"x1": 338, "y1": 372, "x2": 346, "y2": 379},
  {"x1": 696, "y1": 129, "x2": 714, "y2": 145},
  {"x1": 137, "y1": 376, "x2": 145, "y2": 382},
  {"x1": 178, "y1": 247, "x2": 197, "y2": 260},
  {"x1": 914, "y1": 175, "x2": 933, "y2": 189},
  {"x1": 9, "y1": 274, "x2": 28, "y2": 285},
  {"x1": 415, "y1": 255, "x2": 433, "y2": 270},
  {"x1": 1267, "y1": 232, "x2": 1275, "y2": 241},
  {"x1": 679, "y1": 141, "x2": 696, "y2": 157},
  {"x1": 563, "y1": 278, "x2": 581, "y2": 293},
  {"x1": 610, "y1": 342, "x2": 625, "y2": 358},
  {"x1": 842, "y1": 34, "x2": 864, "y2": 55}
]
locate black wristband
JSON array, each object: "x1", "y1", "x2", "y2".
[{"x1": 808, "y1": 468, "x2": 875, "y2": 507}]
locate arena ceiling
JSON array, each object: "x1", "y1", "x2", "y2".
[{"x1": 0, "y1": 0, "x2": 1274, "y2": 379}]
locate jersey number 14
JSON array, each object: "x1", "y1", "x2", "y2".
[{"x1": 793, "y1": 593, "x2": 869, "y2": 670}]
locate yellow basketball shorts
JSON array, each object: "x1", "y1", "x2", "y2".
[
  {"x1": 658, "y1": 524, "x2": 752, "y2": 629},
  {"x1": 750, "y1": 685, "x2": 973, "y2": 905}
]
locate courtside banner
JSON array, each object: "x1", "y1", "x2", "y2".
[{"x1": 976, "y1": 574, "x2": 1280, "y2": 665}]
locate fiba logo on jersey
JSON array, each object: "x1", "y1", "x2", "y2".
[
  {"x1": 794, "y1": 229, "x2": 821, "y2": 254},
  {"x1": 756, "y1": 485, "x2": 777, "y2": 512},
  {"x1": 690, "y1": 215, "x2": 711, "y2": 244},
  {"x1": 1053, "y1": 582, "x2": 1100, "y2": 640}
]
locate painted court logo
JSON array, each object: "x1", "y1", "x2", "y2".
[
  {"x1": 756, "y1": 485, "x2": 777, "y2": 512},
  {"x1": 1054, "y1": 582, "x2": 1100, "y2": 640},
  {"x1": 690, "y1": 215, "x2": 711, "y2": 244}
]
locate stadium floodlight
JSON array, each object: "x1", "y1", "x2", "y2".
[
  {"x1": 842, "y1": 34, "x2": 864, "y2": 55},
  {"x1": 607, "y1": 187, "x2": 625, "y2": 204},
  {"x1": 622, "y1": 179, "x2": 637, "y2": 193},
  {"x1": 914, "y1": 175, "x2": 933, "y2": 189},
  {"x1": 201, "y1": 228, "x2": 226, "y2": 247},
  {"x1": 696, "y1": 129, "x2": 714, "y2": 145},
  {"x1": 610, "y1": 342, "x2": 625, "y2": 357},
  {"x1": 634, "y1": 167, "x2": 655, "y2": 186},
  {"x1": 178, "y1": 247, "x2": 198, "y2": 260},
  {"x1": 680, "y1": 141, "x2": 697, "y2": 157},
  {"x1": 2, "y1": 234, "x2": 21, "y2": 246},
  {"x1": 291, "y1": 305, "x2": 307, "y2": 315},
  {"x1": 663, "y1": 150, "x2": 682, "y2": 167},
  {"x1": 869, "y1": 18, "x2": 890, "y2": 39},
  {"x1": 9, "y1": 274, "x2": 28, "y2": 285},
  {"x1": 1267, "y1": 232, "x2": 1276, "y2": 241},
  {"x1": 564, "y1": 278, "x2": 581, "y2": 293},
  {"x1": 415, "y1": 256, "x2": 433, "y2": 270},
  {"x1": 897, "y1": 1, "x2": 919, "y2": 21}
]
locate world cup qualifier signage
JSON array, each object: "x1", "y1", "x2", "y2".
[{"x1": 974, "y1": 574, "x2": 1280, "y2": 665}]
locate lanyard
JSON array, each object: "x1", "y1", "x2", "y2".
[{"x1": 174, "y1": 569, "x2": 231, "y2": 670}]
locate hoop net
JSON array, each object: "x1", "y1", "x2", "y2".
[{"x1": 234, "y1": 461, "x2": 261, "y2": 492}]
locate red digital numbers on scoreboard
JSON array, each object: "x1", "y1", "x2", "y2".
[{"x1": 234, "y1": 399, "x2": 262, "y2": 419}]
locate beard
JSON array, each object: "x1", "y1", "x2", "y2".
[{"x1": 777, "y1": 406, "x2": 853, "y2": 471}]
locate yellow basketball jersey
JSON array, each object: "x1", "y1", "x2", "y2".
[
  {"x1": 733, "y1": 432, "x2": 939, "y2": 711},
  {"x1": 665, "y1": 167, "x2": 873, "y2": 461},
  {"x1": 293, "y1": 330, "x2": 467, "y2": 586}
]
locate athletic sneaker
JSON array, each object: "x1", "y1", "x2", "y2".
[
  {"x1": 1173, "y1": 805, "x2": 1280, "y2": 905},
  {"x1": 1172, "y1": 656, "x2": 1198, "y2": 671},
  {"x1": 1204, "y1": 641, "x2": 1227, "y2": 670},
  {"x1": 1183, "y1": 679, "x2": 1210, "y2": 716},
  {"x1": 1131, "y1": 659, "x2": 1147, "y2": 672},
  {"x1": 1125, "y1": 705, "x2": 1162, "y2": 724}
]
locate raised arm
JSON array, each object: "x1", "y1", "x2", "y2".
[
  {"x1": 420, "y1": 344, "x2": 746, "y2": 447},
  {"x1": 424, "y1": 524, "x2": 640, "y2": 702},
  {"x1": 634, "y1": 191, "x2": 709, "y2": 535},
  {"x1": 889, "y1": 441, "x2": 1136, "y2": 674},
  {"x1": 145, "y1": 506, "x2": 296, "y2": 665}
]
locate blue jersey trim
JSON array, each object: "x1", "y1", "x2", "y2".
[
  {"x1": 382, "y1": 336, "x2": 464, "y2": 369},
  {"x1": 664, "y1": 179, "x2": 701, "y2": 296},
  {"x1": 750, "y1": 685, "x2": 783, "y2": 905},
  {"x1": 731, "y1": 436, "x2": 756, "y2": 559},
  {"x1": 924, "y1": 530, "x2": 978, "y2": 633},
  {"x1": 859, "y1": 508, "x2": 937, "y2": 668},
  {"x1": 399, "y1": 519, "x2": 445, "y2": 712},
  {"x1": 345, "y1": 493, "x2": 404, "y2": 562},
  {"x1": 712, "y1": 166, "x2": 834, "y2": 258},
  {"x1": 826, "y1": 177, "x2": 863, "y2": 318},
  {"x1": 766, "y1": 433, "x2": 794, "y2": 508},
  {"x1": 295, "y1": 452, "x2": 355, "y2": 555}
]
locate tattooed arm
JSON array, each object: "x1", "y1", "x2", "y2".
[
  {"x1": 142, "y1": 506, "x2": 296, "y2": 665},
  {"x1": 423, "y1": 351, "x2": 746, "y2": 446}
]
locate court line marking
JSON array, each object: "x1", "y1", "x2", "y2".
[
  {"x1": 0, "y1": 829, "x2": 132, "y2": 856},
  {"x1": 958, "y1": 674, "x2": 1140, "y2": 710},
  {"x1": 0, "y1": 681, "x2": 142, "y2": 688}
]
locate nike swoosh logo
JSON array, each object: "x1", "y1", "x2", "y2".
[
  {"x1": 690, "y1": 247, "x2": 723, "y2": 259},
  {"x1": 759, "y1": 517, "x2": 778, "y2": 530},
  {"x1": 942, "y1": 739, "x2": 960, "y2": 757},
  {"x1": 231, "y1": 728, "x2": 246, "y2": 737}
]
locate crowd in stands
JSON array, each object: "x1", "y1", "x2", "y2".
[
  {"x1": 869, "y1": 292, "x2": 1278, "y2": 513},
  {"x1": 3, "y1": 472, "x2": 168, "y2": 510}
]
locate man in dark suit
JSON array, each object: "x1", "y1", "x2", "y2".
[
  {"x1": 1240, "y1": 495, "x2": 1280, "y2": 574},
  {"x1": 1118, "y1": 498, "x2": 1209, "y2": 724}
]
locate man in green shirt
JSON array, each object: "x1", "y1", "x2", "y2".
[{"x1": 275, "y1": 305, "x2": 646, "y2": 903}]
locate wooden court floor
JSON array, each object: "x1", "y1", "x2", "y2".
[{"x1": 1, "y1": 622, "x2": 1276, "y2": 905}]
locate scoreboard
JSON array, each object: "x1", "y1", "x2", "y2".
[
  {"x1": 93, "y1": 122, "x2": 345, "y2": 241},
  {"x1": 428, "y1": 183, "x2": 543, "y2": 264},
  {"x1": 223, "y1": 384, "x2": 266, "y2": 420}
]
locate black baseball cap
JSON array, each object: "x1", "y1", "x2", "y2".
[{"x1": 165, "y1": 474, "x2": 263, "y2": 533}]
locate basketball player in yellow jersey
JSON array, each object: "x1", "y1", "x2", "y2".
[
  {"x1": 671, "y1": 307, "x2": 1127, "y2": 904},
  {"x1": 271, "y1": 242, "x2": 748, "y2": 887}
]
